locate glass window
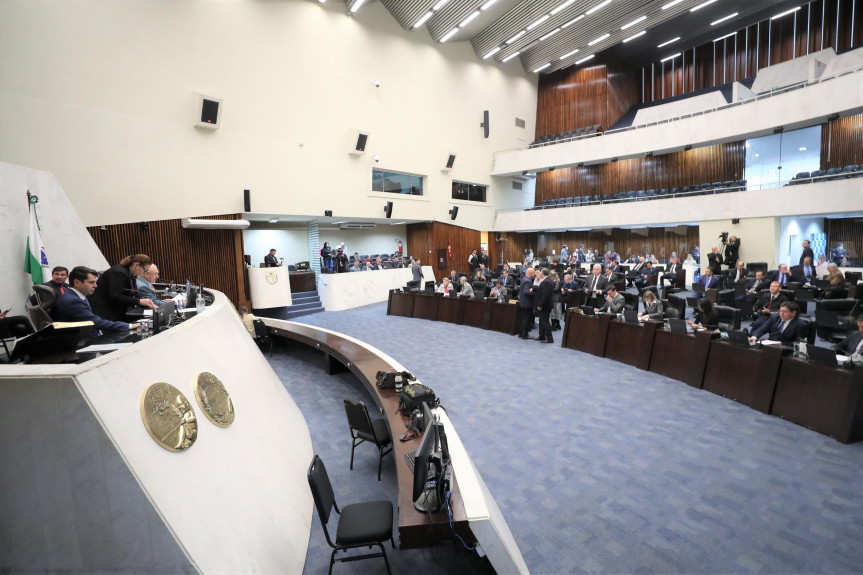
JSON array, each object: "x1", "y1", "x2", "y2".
[
  {"x1": 451, "y1": 181, "x2": 487, "y2": 202},
  {"x1": 372, "y1": 170, "x2": 423, "y2": 195},
  {"x1": 744, "y1": 125, "x2": 821, "y2": 189}
]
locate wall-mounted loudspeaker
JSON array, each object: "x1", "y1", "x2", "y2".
[
  {"x1": 480, "y1": 110, "x2": 489, "y2": 138},
  {"x1": 732, "y1": 218, "x2": 740, "y2": 224},
  {"x1": 449, "y1": 206, "x2": 459, "y2": 221},
  {"x1": 349, "y1": 130, "x2": 370, "y2": 155},
  {"x1": 384, "y1": 201, "x2": 393, "y2": 219},
  {"x1": 442, "y1": 153, "x2": 456, "y2": 172},
  {"x1": 193, "y1": 92, "x2": 222, "y2": 130},
  {"x1": 325, "y1": 210, "x2": 333, "y2": 217},
  {"x1": 243, "y1": 189, "x2": 251, "y2": 212}
]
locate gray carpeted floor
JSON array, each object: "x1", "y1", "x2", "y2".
[{"x1": 270, "y1": 301, "x2": 863, "y2": 575}]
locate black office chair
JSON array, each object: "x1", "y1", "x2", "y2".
[
  {"x1": 307, "y1": 455, "x2": 394, "y2": 575},
  {"x1": 620, "y1": 291, "x2": 638, "y2": 311},
  {"x1": 25, "y1": 285, "x2": 56, "y2": 330},
  {"x1": 0, "y1": 315, "x2": 35, "y2": 359},
  {"x1": 252, "y1": 319, "x2": 273, "y2": 356},
  {"x1": 714, "y1": 305, "x2": 741, "y2": 331},
  {"x1": 343, "y1": 399, "x2": 392, "y2": 481},
  {"x1": 667, "y1": 294, "x2": 687, "y2": 320}
]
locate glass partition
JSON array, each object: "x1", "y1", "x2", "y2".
[
  {"x1": 744, "y1": 125, "x2": 821, "y2": 189},
  {"x1": 372, "y1": 169, "x2": 423, "y2": 195}
]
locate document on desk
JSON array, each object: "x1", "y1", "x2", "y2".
[
  {"x1": 761, "y1": 340, "x2": 783, "y2": 347},
  {"x1": 77, "y1": 343, "x2": 134, "y2": 353}
]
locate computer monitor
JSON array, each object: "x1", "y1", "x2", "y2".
[
  {"x1": 411, "y1": 402, "x2": 443, "y2": 513},
  {"x1": 152, "y1": 300, "x2": 176, "y2": 335}
]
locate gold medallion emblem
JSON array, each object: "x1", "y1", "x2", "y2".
[
  {"x1": 193, "y1": 372, "x2": 235, "y2": 427},
  {"x1": 265, "y1": 271, "x2": 279, "y2": 285},
  {"x1": 140, "y1": 383, "x2": 198, "y2": 452}
]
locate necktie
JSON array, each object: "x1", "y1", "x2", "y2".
[
  {"x1": 779, "y1": 320, "x2": 786, "y2": 333},
  {"x1": 768, "y1": 296, "x2": 774, "y2": 310},
  {"x1": 60, "y1": 285, "x2": 65, "y2": 294},
  {"x1": 780, "y1": 272, "x2": 785, "y2": 285},
  {"x1": 591, "y1": 276, "x2": 598, "y2": 291}
]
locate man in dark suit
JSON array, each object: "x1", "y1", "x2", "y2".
[
  {"x1": 769, "y1": 264, "x2": 791, "y2": 288},
  {"x1": 533, "y1": 269, "x2": 555, "y2": 343},
  {"x1": 43, "y1": 266, "x2": 70, "y2": 297},
  {"x1": 517, "y1": 268, "x2": 536, "y2": 339},
  {"x1": 735, "y1": 270, "x2": 769, "y2": 308},
  {"x1": 749, "y1": 281, "x2": 787, "y2": 332},
  {"x1": 660, "y1": 258, "x2": 681, "y2": 286},
  {"x1": 634, "y1": 261, "x2": 658, "y2": 290},
  {"x1": 722, "y1": 236, "x2": 740, "y2": 269},
  {"x1": 595, "y1": 285, "x2": 625, "y2": 314},
  {"x1": 478, "y1": 248, "x2": 490, "y2": 270},
  {"x1": 749, "y1": 301, "x2": 809, "y2": 344},
  {"x1": 729, "y1": 261, "x2": 748, "y2": 286},
  {"x1": 791, "y1": 257, "x2": 816, "y2": 283},
  {"x1": 693, "y1": 267, "x2": 720, "y2": 297},
  {"x1": 499, "y1": 269, "x2": 514, "y2": 289},
  {"x1": 53, "y1": 266, "x2": 141, "y2": 334},
  {"x1": 411, "y1": 259, "x2": 424, "y2": 283},
  {"x1": 467, "y1": 250, "x2": 479, "y2": 273},
  {"x1": 264, "y1": 249, "x2": 280, "y2": 267},
  {"x1": 583, "y1": 264, "x2": 607, "y2": 307},
  {"x1": 602, "y1": 265, "x2": 616, "y2": 287},
  {"x1": 625, "y1": 257, "x2": 645, "y2": 287},
  {"x1": 707, "y1": 246, "x2": 723, "y2": 274},
  {"x1": 836, "y1": 315, "x2": 863, "y2": 355},
  {"x1": 90, "y1": 255, "x2": 157, "y2": 321},
  {"x1": 799, "y1": 240, "x2": 814, "y2": 266}
]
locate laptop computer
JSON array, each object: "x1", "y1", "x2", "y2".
[
  {"x1": 623, "y1": 309, "x2": 640, "y2": 323},
  {"x1": 806, "y1": 344, "x2": 839, "y2": 367},
  {"x1": 726, "y1": 329, "x2": 753, "y2": 346},
  {"x1": 668, "y1": 318, "x2": 691, "y2": 334},
  {"x1": 580, "y1": 305, "x2": 595, "y2": 316}
]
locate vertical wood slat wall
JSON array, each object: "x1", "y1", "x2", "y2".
[
  {"x1": 821, "y1": 113, "x2": 863, "y2": 169},
  {"x1": 641, "y1": 0, "x2": 863, "y2": 104},
  {"x1": 86, "y1": 214, "x2": 248, "y2": 307},
  {"x1": 534, "y1": 142, "x2": 746, "y2": 204},
  {"x1": 406, "y1": 222, "x2": 482, "y2": 281},
  {"x1": 534, "y1": 227, "x2": 701, "y2": 263}
]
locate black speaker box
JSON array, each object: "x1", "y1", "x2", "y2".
[
  {"x1": 384, "y1": 201, "x2": 393, "y2": 219},
  {"x1": 446, "y1": 154, "x2": 456, "y2": 169},
  {"x1": 325, "y1": 210, "x2": 333, "y2": 217},
  {"x1": 449, "y1": 206, "x2": 459, "y2": 220},
  {"x1": 355, "y1": 133, "x2": 368, "y2": 152},
  {"x1": 201, "y1": 99, "x2": 220, "y2": 125},
  {"x1": 243, "y1": 189, "x2": 251, "y2": 212},
  {"x1": 481, "y1": 110, "x2": 489, "y2": 138}
]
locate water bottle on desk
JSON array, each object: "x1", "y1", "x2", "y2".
[{"x1": 196, "y1": 286, "x2": 206, "y2": 314}]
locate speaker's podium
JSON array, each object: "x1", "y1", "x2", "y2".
[{"x1": 248, "y1": 266, "x2": 292, "y2": 308}]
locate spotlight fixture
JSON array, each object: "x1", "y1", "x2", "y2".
[
  {"x1": 774, "y1": 126, "x2": 784, "y2": 134},
  {"x1": 645, "y1": 151, "x2": 654, "y2": 157},
  {"x1": 611, "y1": 157, "x2": 618, "y2": 162},
  {"x1": 139, "y1": 221, "x2": 149, "y2": 231},
  {"x1": 828, "y1": 113, "x2": 841, "y2": 121},
  {"x1": 577, "y1": 162, "x2": 584, "y2": 167},
  {"x1": 684, "y1": 144, "x2": 693, "y2": 151}
]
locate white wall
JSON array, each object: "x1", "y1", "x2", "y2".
[
  {"x1": 0, "y1": 162, "x2": 109, "y2": 318},
  {"x1": 700, "y1": 217, "x2": 780, "y2": 271},
  {"x1": 243, "y1": 225, "x2": 410, "y2": 265},
  {"x1": 0, "y1": 0, "x2": 537, "y2": 232},
  {"x1": 243, "y1": 228, "x2": 309, "y2": 267},
  {"x1": 779, "y1": 216, "x2": 825, "y2": 266},
  {"x1": 319, "y1": 226, "x2": 408, "y2": 260}
]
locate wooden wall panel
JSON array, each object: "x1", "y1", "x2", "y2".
[
  {"x1": 87, "y1": 214, "x2": 247, "y2": 307},
  {"x1": 534, "y1": 141, "x2": 746, "y2": 205},
  {"x1": 821, "y1": 113, "x2": 863, "y2": 169},
  {"x1": 532, "y1": 226, "x2": 700, "y2": 263},
  {"x1": 406, "y1": 222, "x2": 482, "y2": 280},
  {"x1": 487, "y1": 232, "x2": 539, "y2": 268},
  {"x1": 607, "y1": 56, "x2": 640, "y2": 128}
]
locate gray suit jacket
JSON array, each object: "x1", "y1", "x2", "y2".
[
  {"x1": 599, "y1": 293, "x2": 625, "y2": 314},
  {"x1": 411, "y1": 264, "x2": 423, "y2": 282}
]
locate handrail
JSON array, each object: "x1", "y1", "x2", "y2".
[{"x1": 517, "y1": 61, "x2": 863, "y2": 152}]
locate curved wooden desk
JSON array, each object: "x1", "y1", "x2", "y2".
[{"x1": 263, "y1": 318, "x2": 529, "y2": 573}]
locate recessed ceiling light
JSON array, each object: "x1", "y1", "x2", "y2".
[
  {"x1": 480, "y1": 0, "x2": 498, "y2": 9},
  {"x1": 268, "y1": 218, "x2": 279, "y2": 224},
  {"x1": 432, "y1": 0, "x2": 449, "y2": 10},
  {"x1": 459, "y1": 10, "x2": 480, "y2": 27},
  {"x1": 690, "y1": 0, "x2": 717, "y2": 12},
  {"x1": 559, "y1": 48, "x2": 580, "y2": 60},
  {"x1": 349, "y1": 0, "x2": 366, "y2": 13},
  {"x1": 506, "y1": 30, "x2": 526, "y2": 44},
  {"x1": 588, "y1": 33, "x2": 610, "y2": 46},
  {"x1": 440, "y1": 28, "x2": 459, "y2": 42},
  {"x1": 662, "y1": 0, "x2": 685, "y2": 9},
  {"x1": 799, "y1": 147, "x2": 807, "y2": 151},
  {"x1": 502, "y1": 51, "x2": 520, "y2": 62},
  {"x1": 623, "y1": 30, "x2": 646, "y2": 42},
  {"x1": 413, "y1": 11, "x2": 433, "y2": 28},
  {"x1": 483, "y1": 46, "x2": 502, "y2": 59},
  {"x1": 621, "y1": 15, "x2": 646, "y2": 29},
  {"x1": 771, "y1": 6, "x2": 801, "y2": 19},
  {"x1": 527, "y1": 15, "x2": 550, "y2": 30},
  {"x1": 534, "y1": 63, "x2": 552, "y2": 73},
  {"x1": 657, "y1": 36, "x2": 680, "y2": 47},
  {"x1": 661, "y1": 52, "x2": 681, "y2": 62},
  {"x1": 551, "y1": 0, "x2": 576, "y2": 15},
  {"x1": 576, "y1": 54, "x2": 595, "y2": 64},
  {"x1": 586, "y1": 0, "x2": 612, "y2": 16},
  {"x1": 561, "y1": 14, "x2": 585, "y2": 28},
  {"x1": 540, "y1": 28, "x2": 561, "y2": 41},
  {"x1": 711, "y1": 12, "x2": 738, "y2": 26}
]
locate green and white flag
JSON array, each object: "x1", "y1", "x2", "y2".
[{"x1": 24, "y1": 193, "x2": 49, "y2": 284}]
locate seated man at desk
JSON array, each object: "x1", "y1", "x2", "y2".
[
  {"x1": 748, "y1": 301, "x2": 809, "y2": 344},
  {"x1": 54, "y1": 266, "x2": 141, "y2": 334},
  {"x1": 458, "y1": 276, "x2": 474, "y2": 298},
  {"x1": 791, "y1": 257, "x2": 817, "y2": 284},
  {"x1": 89, "y1": 254, "x2": 156, "y2": 321},
  {"x1": 264, "y1": 249, "x2": 281, "y2": 267},
  {"x1": 660, "y1": 257, "x2": 681, "y2": 286},
  {"x1": 489, "y1": 279, "x2": 508, "y2": 300},
  {"x1": 835, "y1": 314, "x2": 863, "y2": 356},
  {"x1": 595, "y1": 284, "x2": 625, "y2": 314},
  {"x1": 735, "y1": 270, "x2": 770, "y2": 311},
  {"x1": 693, "y1": 267, "x2": 720, "y2": 297},
  {"x1": 750, "y1": 281, "x2": 787, "y2": 332},
  {"x1": 136, "y1": 264, "x2": 170, "y2": 306},
  {"x1": 634, "y1": 260, "x2": 658, "y2": 290}
]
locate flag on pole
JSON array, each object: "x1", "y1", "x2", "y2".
[{"x1": 24, "y1": 192, "x2": 49, "y2": 284}]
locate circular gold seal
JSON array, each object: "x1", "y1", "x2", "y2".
[
  {"x1": 140, "y1": 383, "x2": 198, "y2": 452},
  {"x1": 265, "y1": 270, "x2": 279, "y2": 285},
  {"x1": 193, "y1": 372, "x2": 235, "y2": 427}
]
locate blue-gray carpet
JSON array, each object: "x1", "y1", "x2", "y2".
[{"x1": 270, "y1": 302, "x2": 863, "y2": 575}]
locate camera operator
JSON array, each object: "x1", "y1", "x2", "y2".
[{"x1": 721, "y1": 233, "x2": 740, "y2": 269}]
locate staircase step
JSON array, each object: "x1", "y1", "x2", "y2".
[
  {"x1": 285, "y1": 307, "x2": 325, "y2": 319},
  {"x1": 288, "y1": 301, "x2": 322, "y2": 311}
]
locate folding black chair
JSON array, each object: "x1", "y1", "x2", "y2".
[{"x1": 343, "y1": 399, "x2": 392, "y2": 481}]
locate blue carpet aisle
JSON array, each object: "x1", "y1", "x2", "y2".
[{"x1": 271, "y1": 302, "x2": 863, "y2": 575}]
